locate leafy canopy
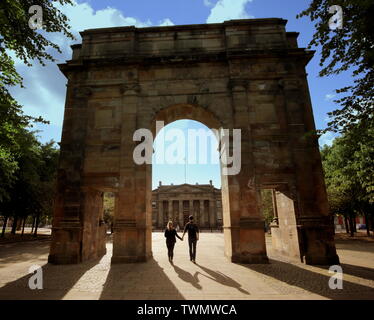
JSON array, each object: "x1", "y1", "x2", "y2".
[
  {"x1": 0, "y1": 0, "x2": 74, "y2": 201},
  {"x1": 298, "y1": 0, "x2": 374, "y2": 133}
]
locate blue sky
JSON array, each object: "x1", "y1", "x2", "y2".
[
  {"x1": 10, "y1": 0, "x2": 353, "y2": 189},
  {"x1": 153, "y1": 120, "x2": 221, "y2": 189}
]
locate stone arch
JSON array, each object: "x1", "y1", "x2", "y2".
[
  {"x1": 151, "y1": 103, "x2": 223, "y2": 132},
  {"x1": 147, "y1": 103, "x2": 237, "y2": 260},
  {"x1": 48, "y1": 19, "x2": 339, "y2": 266}
]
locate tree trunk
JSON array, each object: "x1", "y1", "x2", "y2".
[
  {"x1": 16, "y1": 218, "x2": 22, "y2": 231},
  {"x1": 349, "y1": 213, "x2": 355, "y2": 237},
  {"x1": 11, "y1": 216, "x2": 18, "y2": 235},
  {"x1": 33, "y1": 214, "x2": 40, "y2": 237},
  {"x1": 364, "y1": 212, "x2": 370, "y2": 237},
  {"x1": 21, "y1": 217, "x2": 26, "y2": 236},
  {"x1": 1, "y1": 216, "x2": 8, "y2": 237},
  {"x1": 344, "y1": 215, "x2": 350, "y2": 234},
  {"x1": 31, "y1": 216, "x2": 35, "y2": 234}
]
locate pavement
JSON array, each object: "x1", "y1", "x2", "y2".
[{"x1": 0, "y1": 232, "x2": 373, "y2": 300}]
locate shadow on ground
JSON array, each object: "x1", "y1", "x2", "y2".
[
  {"x1": 171, "y1": 263, "x2": 202, "y2": 290},
  {"x1": 195, "y1": 263, "x2": 249, "y2": 295},
  {"x1": 335, "y1": 239, "x2": 374, "y2": 253},
  {"x1": 0, "y1": 260, "x2": 99, "y2": 299},
  {"x1": 100, "y1": 258, "x2": 185, "y2": 300},
  {"x1": 0, "y1": 241, "x2": 50, "y2": 269},
  {"x1": 242, "y1": 259, "x2": 374, "y2": 300},
  {"x1": 314, "y1": 263, "x2": 374, "y2": 282}
]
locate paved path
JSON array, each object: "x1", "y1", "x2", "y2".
[{"x1": 0, "y1": 233, "x2": 373, "y2": 300}]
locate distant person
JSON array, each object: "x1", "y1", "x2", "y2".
[
  {"x1": 164, "y1": 221, "x2": 183, "y2": 262},
  {"x1": 182, "y1": 215, "x2": 199, "y2": 263}
]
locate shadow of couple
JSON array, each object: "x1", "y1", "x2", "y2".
[{"x1": 170, "y1": 261, "x2": 249, "y2": 294}]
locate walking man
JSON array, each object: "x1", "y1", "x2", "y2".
[{"x1": 182, "y1": 215, "x2": 199, "y2": 263}]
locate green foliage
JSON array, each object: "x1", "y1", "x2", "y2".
[
  {"x1": 298, "y1": 0, "x2": 374, "y2": 133},
  {"x1": 321, "y1": 121, "x2": 373, "y2": 222},
  {"x1": 0, "y1": 133, "x2": 59, "y2": 221},
  {"x1": 103, "y1": 193, "x2": 115, "y2": 225},
  {"x1": 261, "y1": 189, "x2": 274, "y2": 226},
  {"x1": 0, "y1": 0, "x2": 74, "y2": 202}
]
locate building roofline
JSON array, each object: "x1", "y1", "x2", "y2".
[
  {"x1": 79, "y1": 18, "x2": 288, "y2": 36},
  {"x1": 152, "y1": 183, "x2": 221, "y2": 192}
]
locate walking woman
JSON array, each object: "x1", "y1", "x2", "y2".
[{"x1": 164, "y1": 221, "x2": 183, "y2": 262}]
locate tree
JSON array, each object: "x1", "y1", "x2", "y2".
[
  {"x1": 298, "y1": 0, "x2": 374, "y2": 133},
  {"x1": 103, "y1": 193, "x2": 115, "y2": 233},
  {"x1": 33, "y1": 141, "x2": 59, "y2": 236},
  {"x1": 260, "y1": 189, "x2": 274, "y2": 230},
  {"x1": 321, "y1": 122, "x2": 373, "y2": 236},
  {"x1": 0, "y1": 135, "x2": 59, "y2": 237},
  {"x1": 0, "y1": 0, "x2": 74, "y2": 202}
]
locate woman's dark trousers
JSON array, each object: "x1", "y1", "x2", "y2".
[{"x1": 166, "y1": 241, "x2": 175, "y2": 260}]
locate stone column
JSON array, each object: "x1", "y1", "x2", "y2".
[
  {"x1": 200, "y1": 200, "x2": 205, "y2": 227},
  {"x1": 281, "y1": 76, "x2": 339, "y2": 265},
  {"x1": 112, "y1": 82, "x2": 151, "y2": 263},
  {"x1": 194, "y1": 200, "x2": 201, "y2": 228},
  {"x1": 157, "y1": 200, "x2": 163, "y2": 229},
  {"x1": 168, "y1": 200, "x2": 173, "y2": 222},
  {"x1": 223, "y1": 78, "x2": 268, "y2": 264},
  {"x1": 209, "y1": 199, "x2": 215, "y2": 228},
  {"x1": 179, "y1": 201, "x2": 184, "y2": 228},
  {"x1": 48, "y1": 85, "x2": 93, "y2": 264},
  {"x1": 81, "y1": 190, "x2": 107, "y2": 261},
  {"x1": 189, "y1": 200, "x2": 193, "y2": 220}
]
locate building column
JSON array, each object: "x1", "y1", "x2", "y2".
[
  {"x1": 168, "y1": 200, "x2": 173, "y2": 222},
  {"x1": 189, "y1": 200, "x2": 193, "y2": 220},
  {"x1": 209, "y1": 199, "x2": 215, "y2": 228},
  {"x1": 200, "y1": 200, "x2": 205, "y2": 227},
  {"x1": 179, "y1": 201, "x2": 184, "y2": 228},
  {"x1": 157, "y1": 200, "x2": 163, "y2": 229}
]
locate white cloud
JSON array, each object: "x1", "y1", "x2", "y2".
[
  {"x1": 9, "y1": 1, "x2": 173, "y2": 143},
  {"x1": 158, "y1": 18, "x2": 175, "y2": 26},
  {"x1": 325, "y1": 93, "x2": 336, "y2": 101},
  {"x1": 203, "y1": 0, "x2": 215, "y2": 7},
  {"x1": 206, "y1": 0, "x2": 254, "y2": 23},
  {"x1": 319, "y1": 131, "x2": 336, "y2": 147}
]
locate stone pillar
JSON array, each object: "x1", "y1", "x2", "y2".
[
  {"x1": 81, "y1": 190, "x2": 107, "y2": 261},
  {"x1": 223, "y1": 78, "x2": 268, "y2": 264},
  {"x1": 189, "y1": 200, "x2": 193, "y2": 220},
  {"x1": 200, "y1": 200, "x2": 205, "y2": 227},
  {"x1": 271, "y1": 189, "x2": 301, "y2": 261},
  {"x1": 194, "y1": 200, "x2": 200, "y2": 227},
  {"x1": 281, "y1": 75, "x2": 339, "y2": 265},
  {"x1": 157, "y1": 200, "x2": 163, "y2": 229},
  {"x1": 168, "y1": 201, "x2": 173, "y2": 222},
  {"x1": 48, "y1": 85, "x2": 94, "y2": 264},
  {"x1": 179, "y1": 201, "x2": 184, "y2": 227},
  {"x1": 209, "y1": 199, "x2": 215, "y2": 228},
  {"x1": 223, "y1": 174, "x2": 268, "y2": 263},
  {"x1": 112, "y1": 83, "x2": 151, "y2": 263}
]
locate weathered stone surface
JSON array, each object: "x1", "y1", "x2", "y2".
[{"x1": 49, "y1": 19, "x2": 339, "y2": 266}]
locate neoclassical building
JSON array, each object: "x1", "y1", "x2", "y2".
[{"x1": 152, "y1": 181, "x2": 222, "y2": 229}]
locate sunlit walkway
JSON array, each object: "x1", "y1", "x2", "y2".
[{"x1": 0, "y1": 233, "x2": 373, "y2": 300}]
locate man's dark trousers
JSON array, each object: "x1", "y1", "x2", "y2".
[{"x1": 188, "y1": 238, "x2": 197, "y2": 261}]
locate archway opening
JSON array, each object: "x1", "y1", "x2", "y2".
[
  {"x1": 152, "y1": 119, "x2": 223, "y2": 231},
  {"x1": 150, "y1": 119, "x2": 224, "y2": 260}
]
